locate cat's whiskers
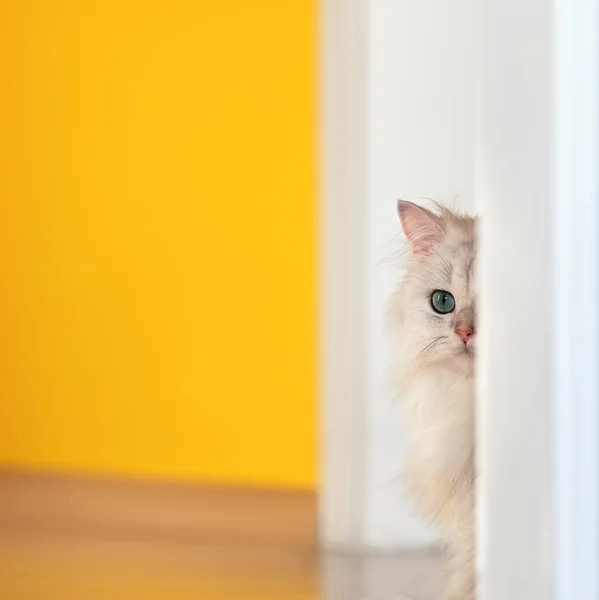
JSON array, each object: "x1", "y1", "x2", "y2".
[
  {"x1": 420, "y1": 335, "x2": 447, "y2": 354},
  {"x1": 410, "y1": 336, "x2": 446, "y2": 349},
  {"x1": 412, "y1": 335, "x2": 449, "y2": 367}
]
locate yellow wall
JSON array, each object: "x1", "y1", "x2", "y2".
[{"x1": 0, "y1": 1, "x2": 316, "y2": 489}]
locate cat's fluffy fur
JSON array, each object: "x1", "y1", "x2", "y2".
[{"x1": 391, "y1": 201, "x2": 477, "y2": 600}]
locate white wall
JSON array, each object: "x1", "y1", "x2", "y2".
[
  {"x1": 365, "y1": 0, "x2": 480, "y2": 548},
  {"x1": 553, "y1": 1, "x2": 599, "y2": 597},
  {"x1": 321, "y1": 0, "x2": 480, "y2": 549}
]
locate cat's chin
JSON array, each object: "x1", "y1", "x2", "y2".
[
  {"x1": 439, "y1": 346, "x2": 475, "y2": 373},
  {"x1": 457, "y1": 347, "x2": 476, "y2": 372},
  {"x1": 426, "y1": 350, "x2": 475, "y2": 374}
]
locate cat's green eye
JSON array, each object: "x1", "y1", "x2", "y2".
[{"x1": 431, "y1": 290, "x2": 455, "y2": 314}]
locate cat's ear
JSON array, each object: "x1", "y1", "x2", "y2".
[{"x1": 397, "y1": 201, "x2": 443, "y2": 253}]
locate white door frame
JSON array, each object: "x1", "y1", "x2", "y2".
[
  {"x1": 478, "y1": 0, "x2": 599, "y2": 598},
  {"x1": 318, "y1": 0, "x2": 371, "y2": 550},
  {"x1": 477, "y1": 0, "x2": 554, "y2": 597}
]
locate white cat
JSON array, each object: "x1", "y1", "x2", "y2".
[{"x1": 391, "y1": 200, "x2": 477, "y2": 600}]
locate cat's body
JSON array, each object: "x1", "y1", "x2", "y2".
[{"x1": 391, "y1": 201, "x2": 477, "y2": 600}]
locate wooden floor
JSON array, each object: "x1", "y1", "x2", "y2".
[
  {"x1": 0, "y1": 531, "x2": 439, "y2": 600},
  {"x1": 0, "y1": 472, "x2": 439, "y2": 600}
]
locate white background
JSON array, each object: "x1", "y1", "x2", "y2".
[
  {"x1": 366, "y1": 0, "x2": 479, "y2": 547},
  {"x1": 321, "y1": 0, "x2": 479, "y2": 549}
]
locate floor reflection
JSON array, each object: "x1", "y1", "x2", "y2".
[{"x1": 0, "y1": 529, "x2": 439, "y2": 600}]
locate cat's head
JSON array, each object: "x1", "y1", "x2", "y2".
[{"x1": 392, "y1": 200, "x2": 477, "y2": 375}]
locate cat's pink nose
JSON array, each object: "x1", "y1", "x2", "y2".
[{"x1": 455, "y1": 325, "x2": 474, "y2": 344}]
